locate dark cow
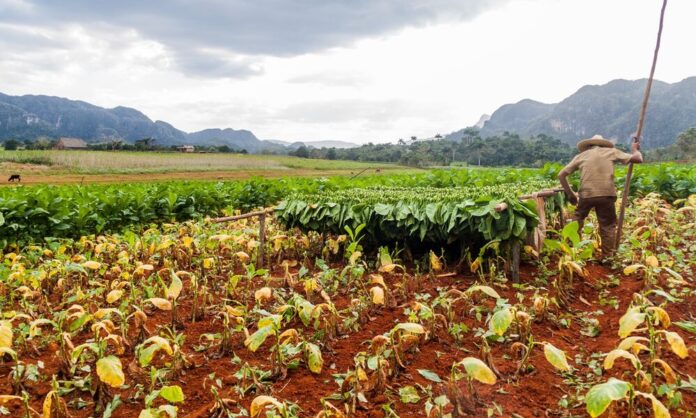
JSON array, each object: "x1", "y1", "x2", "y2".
[{"x1": 8, "y1": 174, "x2": 21, "y2": 182}]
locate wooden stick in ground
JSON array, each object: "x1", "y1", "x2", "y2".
[
  {"x1": 616, "y1": 0, "x2": 668, "y2": 249},
  {"x1": 258, "y1": 212, "x2": 266, "y2": 268}
]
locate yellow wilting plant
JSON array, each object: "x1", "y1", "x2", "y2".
[
  {"x1": 155, "y1": 269, "x2": 184, "y2": 329},
  {"x1": 42, "y1": 377, "x2": 71, "y2": 418},
  {"x1": 610, "y1": 301, "x2": 689, "y2": 394},
  {"x1": 250, "y1": 395, "x2": 300, "y2": 418},
  {"x1": 510, "y1": 335, "x2": 572, "y2": 378},
  {"x1": 446, "y1": 357, "x2": 497, "y2": 415},
  {"x1": 543, "y1": 221, "x2": 593, "y2": 306},
  {"x1": 70, "y1": 331, "x2": 126, "y2": 412},
  {"x1": 585, "y1": 377, "x2": 671, "y2": 418}
]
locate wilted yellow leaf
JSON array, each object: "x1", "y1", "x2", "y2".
[
  {"x1": 430, "y1": 251, "x2": 442, "y2": 272},
  {"x1": 603, "y1": 349, "x2": 639, "y2": 370},
  {"x1": 458, "y1": 357, "x2": 497, "y2": 385},
  {"x1": 254, "y1": 287, "x2": 273, "y2": 303},
  {"x1": 662, "y1": 331, "x2": 688, "y2": 359},
  {"x1": 145, "y1": 298, "x2": 172, "y2": 311},
  {"x1": 250, "y1": 395, "x2": 284, "y2": 417},
  {"x1": 623, "y1": 264, "x2": 644, "y2": 275},
  {"x1": 370, "y1": 286, "x2": 385, "y2": 305},
  {"x1": 106, "y1": 290, "x2": 124, "y2": 304},
  {"x1": 96, "y1": 355, "x2": 125, "y2": 388},
  {"x1": 645, "y1": 255, "x2": 659, "y2": 268},
  {"x1": 82, "y1": 261, "x2": 101, "y2": 270},
  {"x1": 235, "y1": 252, "x2": 250, "y2": 263},
  {"x1": 0, "y1": 322, "x2": 12, "y2": 348}
]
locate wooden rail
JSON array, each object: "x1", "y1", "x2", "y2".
[{"x1": 208, "y1": 208, "x2": 275, "y2": 267}]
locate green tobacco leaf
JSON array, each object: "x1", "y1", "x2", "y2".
[
  {"x1": 159, "y1": 385, "x2": 185, "y2": 403},
  {"x1": 399, "y1": 386, "x2": 421, "y2": 404},
  {"x1": 543, "y1": 343, "x2": 571, "y2": 372},
  {"x1": 674, "y1": 320, "x2": 696, "y2": 334},
  {"x1": 244, "y1": 325, "x2": 274, "y2": 352},
  {"x1": 418, "y1": 369, "x2": 443, "y2": 383},
  {"x1": 490, "y1": 307, "x2": 513, "y2": 336},
  {"x1": 458, "y1": 357, "x2": 497, "y2": 385},
  {"x1": 585, "y1": 378, "x2": 631, "y2": 418}
]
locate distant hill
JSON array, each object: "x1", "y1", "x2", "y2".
[
  {"x1": 446, "y1": 77, "x2": 696, "y2": 149},
  {"x1": 0, "y1": 93, "x2": 277, "y2": 152},
  {"x1": 265, "y1": 139, "x2": 358, "y2": 149}
]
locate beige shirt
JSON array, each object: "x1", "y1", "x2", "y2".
[{"x1": 562, "y1": 146, "x2": 633, "y2": 198}]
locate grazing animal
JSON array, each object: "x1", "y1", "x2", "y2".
[{"x1": 8, "y1": 174, "x2": 21, "y2": 182}]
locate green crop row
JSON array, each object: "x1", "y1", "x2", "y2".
[
  {"x1": 1, "y1": 163, "x2": 693, "y2": 247},
  {"x1": 275, "y1": 184, "x2": 562, "y2": 249}
]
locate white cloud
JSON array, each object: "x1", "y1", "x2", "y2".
[{"x1": 0, "y1": 0, "x2": 694, "y2": 143}]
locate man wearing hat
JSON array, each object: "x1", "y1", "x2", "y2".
[{"x1": 558, "y1": 134, "x2": 643, "y2": 258}]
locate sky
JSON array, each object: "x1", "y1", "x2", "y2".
[{"x1": 1, "y1": 0, "x2": 695, "y2": 143}]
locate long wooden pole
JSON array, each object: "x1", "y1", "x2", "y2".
[{"x1": 616, "y1": 0, "x2": 668, "y2": 249}]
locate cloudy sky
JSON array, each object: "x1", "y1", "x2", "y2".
[{"x1": 1, "y1": 0, "x2": 694, "y2": 143}]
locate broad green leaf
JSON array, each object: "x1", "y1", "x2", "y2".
[
  {"x1": 399, "y1": 385, "x2": 421, "y2": 403},
  {"x1": 489, "y1": 307, "x2": 513, "y2": 336},
  {"x1": 543, "y1": 342, "x2": 571, "y2": 372},
  {"x1": 159, "y1": 385, "x2": 185, "y2": 403},
  {"x1": 458, "y1": 357, "x2": 497, "y2": 385},
  {"x1": 417, "y1": 369, "x2": 443, "y2": 383},
  {"x1": 244, "y1": 325, "x2": 274, "y2": 352},
  {"x1": 96, "y1": 356, "x2": 125, "y2": 388},
  {"x1": 138, "y1": 336, "x2": 173, "y2": 366},
  {"x1": 618, "y1": 308, "x2": 646, "y2": 338},
  {"x1": 674, "y1": 320, "x2": 696, "y2": 334},
  {"x1": 585, "y1": 378, "x2": 631, "y2": 418}
]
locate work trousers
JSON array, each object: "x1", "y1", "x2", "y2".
[{"x1": 573, "y1": 196, "x2": 617, "y2": 257}]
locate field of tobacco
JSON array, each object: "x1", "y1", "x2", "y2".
[{"x1": 0, "y1": 187, "x2": 694, "y2": 417}]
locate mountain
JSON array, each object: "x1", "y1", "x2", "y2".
[
  {"x1": 0, "y1": 93, "x2": 188, "y2": 144},
  {"x1": 448, "y1": 77, "x2": 696, "y2": 149},
  {"x1": 0, "y1": 93, "x2": 274, "y2": 151},
  {"x1": 186, "y1": 128, "x2": 267, "y2": 152},
  {"x1": 264, "y1": 139, "x2": 358, "y2": 149}
]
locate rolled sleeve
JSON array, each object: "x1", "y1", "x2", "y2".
[
  {"x1": 561, "y1": 155, "x2": 581, "y2": 175},
  {"x1": 611, "y1": 148, "x2": 633, "y2": 164}
]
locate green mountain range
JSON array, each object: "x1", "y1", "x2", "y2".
[{"x1": 447, "y1": 77, "x2": 696, "y2": 149}]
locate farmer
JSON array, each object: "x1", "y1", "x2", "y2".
[{"x1": 558, "y1": 134, "x2": 643, "y2": 258}]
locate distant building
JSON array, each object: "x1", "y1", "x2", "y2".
[
  {"x1": 54, "y1": 137, "x2": 88, "y2": 150},
  {"x1": 177, "y1": 145, "x2": 195, "y2": 153}
]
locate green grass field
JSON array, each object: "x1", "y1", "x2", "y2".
[{"x1": 0, "y1": 150, "x2": 396, "y2": 174}]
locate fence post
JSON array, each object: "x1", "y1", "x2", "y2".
[{"x1": 258, "y1": 212, "x2": 266, "y2": 268}]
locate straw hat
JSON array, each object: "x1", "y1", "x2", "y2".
[{"x1": 577, "y1": 134, "x2": 615, "y2": 152}]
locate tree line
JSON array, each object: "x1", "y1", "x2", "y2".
[{"x1": 290, "y1": 128, "x2": 696, "y2": 167}]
